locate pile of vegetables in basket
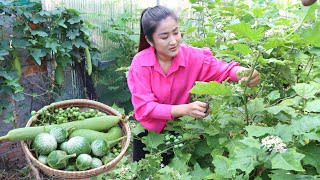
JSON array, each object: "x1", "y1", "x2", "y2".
[{"x1": 0, "y1": 103, "x2": 126, "y2": 171}]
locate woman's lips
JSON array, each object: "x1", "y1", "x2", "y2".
[{"x1": 169, "y1": 46, "x2": 177, "y2": 51}]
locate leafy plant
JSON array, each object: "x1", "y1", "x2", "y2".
[
  {"x1": 94, "y1": 11, "x2": 140, "y2": 112},
  {"x1": 0, "y1": 1, "x2": 101, "y2": 126},
  {"x1": 183, "y1": 0, "x2": 320, "y2": 96},
  {"x1": 101, "y1": 0, "x2": 320, "y2": 179}
]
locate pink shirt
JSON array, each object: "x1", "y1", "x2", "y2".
[{"x1": 127, "y1": 44, "x2": 240, "y2": 133}]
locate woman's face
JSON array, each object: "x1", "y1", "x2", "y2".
[{"x1": 148, "y1": 16, "x2": 182, "y2": 61}]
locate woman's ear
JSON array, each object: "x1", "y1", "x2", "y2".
[{"x1": 145, "y1": 36, "x2": 154, "y2": 46}]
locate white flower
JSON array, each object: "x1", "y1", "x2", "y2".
[
  {"x1": 261, "y1": 135, "x2": 287, "y2": 153},
  {"x1": 264, "y1": 29, "x2": 284, "y2": 37},
  {"x1": 175, "y1": 173, "x2": 181, "y2": 178}
]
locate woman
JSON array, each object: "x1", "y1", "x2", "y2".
[{"x1": 127, "y1": 5, "x2": 260, "y2": 162}]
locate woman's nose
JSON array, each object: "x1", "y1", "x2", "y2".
[{"x1": 169, "y1": 36, "x2": 177, "y2": 45}]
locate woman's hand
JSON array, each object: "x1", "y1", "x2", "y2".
[
  {"x1": 172, "y1": 101, "x2": 208, "y2": 119},
  {"x1": 236, "y1": 67, "x2": 260, "y2": 87}
]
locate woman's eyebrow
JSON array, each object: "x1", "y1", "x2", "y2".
[{"x1": 157, "y1": 27, "x2": 179, "y2": 36}]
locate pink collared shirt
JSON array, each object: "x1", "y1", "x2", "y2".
[{"x1": 127, "y1": 44, "x2": 240, "y2": 133}]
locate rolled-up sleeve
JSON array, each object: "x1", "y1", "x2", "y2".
[
  {"x1": 127, "y1": 66, "x2": 173, "y2": 133},
  {"x1": 197, "y1": 48, "x2": 240, "y2": 82}
]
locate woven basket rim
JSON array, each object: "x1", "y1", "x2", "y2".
[{"x1": 21, "y1": 99, "x2": 131, "y2": 179}]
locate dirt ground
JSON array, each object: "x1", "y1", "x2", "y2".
[{"x1": 0, "y1": 166, "x2": 34, "y2": 180}]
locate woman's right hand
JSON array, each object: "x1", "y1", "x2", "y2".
[
  {"x1": 172, "y1": 101, "x2": 208, "y2": 119},
  {"x1": 186, "y1": 101, "x2": 208, "y2": 118}
]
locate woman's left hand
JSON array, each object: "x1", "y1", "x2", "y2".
[{"x1": 236, "y1": 67, "x2": 260, "y2": 87}]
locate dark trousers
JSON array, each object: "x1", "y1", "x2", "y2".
[{"x1": 133, "y1": 130, "x2": 174, "y2": 165}]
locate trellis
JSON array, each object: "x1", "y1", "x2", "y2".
[{"x1": 41, "y1": 0, "x2": 191, "y2": 52}]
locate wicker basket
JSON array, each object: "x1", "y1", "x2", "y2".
[{"x1": 20, "y1": 99, "x2": 131, "y2": 179}]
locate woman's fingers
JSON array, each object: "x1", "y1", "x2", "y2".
[
  {"x1": 189, "y1": 101, "x2": 208, "y2": 118},
  {"x1": 239, "y1": 69, "x2": 260, "y2": 87}
]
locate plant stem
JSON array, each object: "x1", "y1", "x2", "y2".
[
  {"x1": 108, "y1": 136, "x2": 127, "y2": 146},
  {"x1": 305, "y1": 55, "x2": 315, "y2": 82},
  {"x1": 242, "y1": 52, "x2": 260, "y2": 125}
]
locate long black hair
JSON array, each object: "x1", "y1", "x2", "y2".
[{"x1": 138, "y1": 5, "x2": 178, "y2": 52}]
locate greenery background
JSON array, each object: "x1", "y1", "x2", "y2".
[{"x1": 0, "y1": 0, "x2": 320, "y2": 179}]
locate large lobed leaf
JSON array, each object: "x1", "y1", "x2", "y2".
[
  {"x1": 271, "y1": 148, "x2": 305, "y2": 172},
  {"x1": 189, "y1": 81, "x2": 232, "y2": 96}
]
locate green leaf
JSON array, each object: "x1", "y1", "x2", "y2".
[
  {"x1": 252, "y1": 7, "x2": 264, "y2": 17},
  {"x1": 267, "y1": 90, "x2": 280, "y2": 101},
  {"x1": 0, "y1": 70, "x2": 13, "y2": 80},
  {"x1": 61, "y1": 41, "x2": 73, "y2": 51},
  {"x1": 233, "y1": 44, "x2": 252, "y2": 56},
  {"x1": 13, "y1": 93, "x2": 25, "y2": 101},
  {"x1": 67, "y1": 29, "x2": 80, "y2": 39},
  {"x1": 190, "y1": 81, "x2": 232, "y2": 96},
  {"x1": 279, "y1": 96, "x2": 303, "y2": 107},
  {"x1": 23, "y1": 11, "x2": 33, "y2": 19},
  {"x1": 302, "y1": 132, "x2": 320, "y2": 142},
  {"x1": 292, "y1": 115, "x2": 320, "y2": 134},
  {"x1": 302, "y1": 21, "x2": 320, "y2": 46},
  {"x1": 67, "y1": 16, "x2": 81, "y2": 24},
  {"x1": 292, "y1": 52, "x2": 310, "y2": 60},
  {"x1": 228, "y1": 22, "x2": 264, "y2": 42},
  {"x1": 80, "y1": 26, "x2": 90, "y2": 36},
  {"x1": 269, "y1": 170, "x2": 317, "y2": 180},
  {"x1": 267, "y1": 58, "x2": 285, "y2": 65},
  {"x1": 194, "y1": 140, "x2": 211, "y2": 157},
  {"x1": 0, "y1": 50, "x2": 9, "y2": 60},
  {"x1": 31, "y1": 30, "x2": 48, "y2": 37},
  {"x1": 275, "y1": 124, "x2": 294, "y2": 142},
  {"x1": 12, "y1": 38, "x2": 31, "y2": 48},
  {"x1": 31, "y1": 13, "x2": 46, "y2": 23},
  {"x1": 293, "y1": 83, "x2": 319, "y2": 99},
  {"x1": 29, "y1": 48, "x2": 46, "y2": 65},
  {"x1": 185, "y1": 27, "x2": 197, "y2": 34},
  {"x1": 203, "y1": 37, "x2": 216, "y2": 46},
  {"x1": 4, "y1": 112, "x2": 14, "y2": 124},
  {"x1": 7, "y1": 78, "x2": 21, "y2": 89},
  {"x1": 247, "y1": 98, "x2": 265, "y2": 115},
  {"x1": 141, "y1": 131, "x2": 164, "y2": 149},
  {"x1": 299, "y1": 142, "x2": 320, "y2": 174},
  {"x1": 309, "y1": 47, "x2": 320, "y2": 56},
  {"x1": 39, "y1": 11, "x2": 50, "y2": 17},
  {"x1": 239, "y1": 137, "x2": 261, "y2": 149},
  {"x1": 192, "y1": 6, "x2": 204, "y2": 12},
  {"x1": 168, "y1": 152, "x2": 191, "y2": 172},
  {"x1": 184, "y1": 121, "x2": 205, "y2": 130},
  {"x1": 131, "y1": 123, "x2": 145, "y2": 136},
  {"x1": 266, "y1": 106, "x2": 296, "y2": 116},
  {"x1": 72, "y1": 39, "x2": 88, "y2": 48},
  {"x1": 245, "y1": 125, "x2": 275, "y2": 137},
  {"x1": 190, "y1": 163, "x2": 211, "y2": 180},
  {"x1": 230, "y1": 147, "x2": 260, "y2": 174},
  {"x1": 305, "y1": 99, "x2": 320, "y2": 112},
  {"x1": 57, "y1": 19, "x2": 67, "y2": 28},
  {"x1": 262, "y1": 38, "x2": 284, "y2": 50},
  {"x1": 45, "y1": 39, "x2": 60, "y2": 53},
  {"x1": 212, "y1": 155, "x2": 235, "y2": 179},
  {"x1": 271, "y1": 148, "x2": 305, "y2": 172}
]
